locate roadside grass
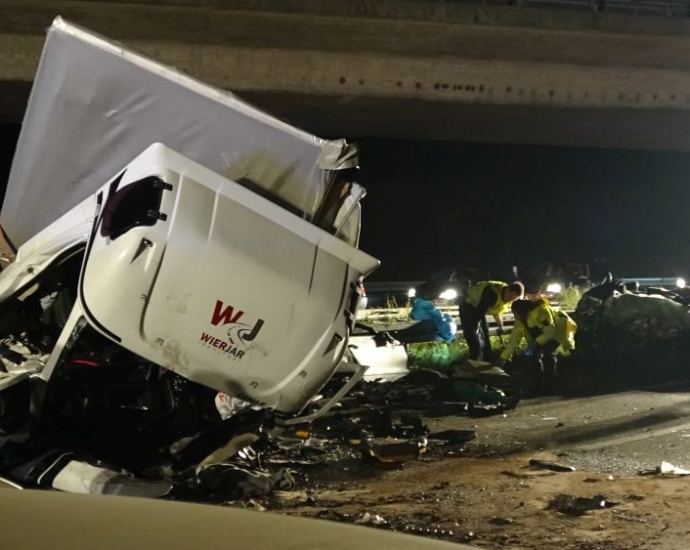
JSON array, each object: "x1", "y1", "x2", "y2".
[
  {"x1": 407, "y1": 340, "x2": 465, "y2": 370},
  {"x1": 407, "y1": 336, "x2": 509, "y2": 371},
  {"x1": 385, "y1": 296, "x2": 412, "y2": 310}
]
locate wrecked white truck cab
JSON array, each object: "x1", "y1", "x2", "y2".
[
  {"x1": 0, "y1": 18, "x2": 378, "y2": 487},
  {"x1": 8, "y1": 143, "x2": 377, "y2": 412}
]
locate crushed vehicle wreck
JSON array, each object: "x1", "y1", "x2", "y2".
[
  {"x1": 570, "y1": 273, "x2": 690, "y2": 389},
  {"x1": 575, "y1": 274, "x2": 690, "y2": 348},
  {"x1": 0, "y1": 18, "x2": 379, "y2": 493}
]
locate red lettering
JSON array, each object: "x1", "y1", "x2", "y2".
[
  {"x1": 211, "y1": 300, "x2": 244, "y2": 326},
  {"x1": 200, "y1": 332, "x2": 213, "y2": 343}
]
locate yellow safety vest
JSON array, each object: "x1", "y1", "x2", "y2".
[
  {"x1": 465, "y1": 281, "x2": 510, "y2": 316},
  {"x1": 500, "y1": 299, "x2": 577, "y2": 361}
]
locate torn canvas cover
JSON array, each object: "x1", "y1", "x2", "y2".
[{"x1": 3, "y1": 17, "x2": 360, "y2": 247}]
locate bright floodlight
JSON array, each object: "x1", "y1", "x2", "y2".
[
  {"x1": 677, "y1": 278, "x2": 686, "y2": 289},
  {"x1": 546, "y1": 283, "x2": 562, "y2": 294},
  {"x1": 408, "y1": 288, "x2": 416, "y2": 298},
  {"x1": 439, "y1": 288, "x2": 457, "y2": 301}
]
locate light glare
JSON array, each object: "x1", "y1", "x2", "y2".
[{"x1": 439, "y1": 289, "x2": 457, "y2": 300}]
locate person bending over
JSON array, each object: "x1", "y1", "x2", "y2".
[
  {"x1": 458, "y1": 281, "x2": 524, "y2": 361},
  {"x1": 499, "y1": 297, "x2": 577, "y2": 386}
]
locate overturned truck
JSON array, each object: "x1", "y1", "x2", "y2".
[{"x1": 0, "y1": 18, "x2": 378, "y2": 491}]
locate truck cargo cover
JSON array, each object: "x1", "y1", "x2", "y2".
[{"x1": 2, "y1": 17, "x2": 351, "y2": 248}]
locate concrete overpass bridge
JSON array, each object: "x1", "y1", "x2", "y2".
[{"x1": 3, "y1": 0, "x2": 690, "y2": 150}]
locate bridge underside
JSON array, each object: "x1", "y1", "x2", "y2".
[
  {"x1": 3, "y1": 0, "x2": 690, "y2": 151},
  {"x1": 240, "y1": 92, "x2": 690, "y2": 150},
  {"x1": 2, "y1": 85, "x2": 690, "y2": 151}
]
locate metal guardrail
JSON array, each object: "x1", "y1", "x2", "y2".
[
  {"x1": 425, "y1": 0, "x2": 690, "y2": 16},
  {"x1": 357, "y1": 303, "x2": 576, "y2": 338},
  {"x1": 357, "y1": 305, "x2": 517, "y2": 335},
  {"x1": 618, "y1": 277, "x2": 685, "y2": 288}
]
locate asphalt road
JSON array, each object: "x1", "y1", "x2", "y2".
[{"x1": 429, "y1": 366, "x2": 690, "y2": 476}]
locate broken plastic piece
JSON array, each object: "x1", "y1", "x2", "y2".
[
  {"x1": 214, "y1": 393, "x2": 257, "y2": 420},
  {"x1": 363, "y1": 436, "x2": 427, "y2": 463},
  {"x1": 426, "y1": 430, "x2": 476, "y2": 446},
  {"x1": 659, "y1": 461, "x2": 690, "y2": 475},
  {"x1": 196, "y1": 432, "x2": 261, "y2": 474},
  {"x1": 12, "y1": 450, "x2": 172, "y2": 497},
  {"x1": 196, "y1": 463, "x2": 295, "y2": 498},
  {"x1": 355, "y1": 512, "x2": 387, "y2": 525}
]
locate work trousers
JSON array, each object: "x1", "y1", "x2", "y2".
[
  {"x1": 458, "y1": 301, "x2": 492, "y2": 361},
  {"x1": 534, "y1": 339, "x2": 560, "y2": 386}
]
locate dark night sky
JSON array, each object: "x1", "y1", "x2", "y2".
[
  {"x1": 2, "y1": 123, "x2": 690, "y2": 283},
  {"x1": 356, "y1": 138, "x2": 690, "y2": 283},
  {"x1": 0, "y1": 125, "x2": 18, "y2": 207}
]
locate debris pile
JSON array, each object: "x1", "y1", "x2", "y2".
[{"x1": 1, "y1": 357, "x2": 520, "y2": 501}]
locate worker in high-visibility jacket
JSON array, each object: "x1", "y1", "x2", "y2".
[
  {"x1": 458, "y1": 280, "x2": 524, "y2": 361},
  {"x1": 499, "y1": 297, "x2": 577, "y2": 382}
]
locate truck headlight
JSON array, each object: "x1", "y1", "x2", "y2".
[
  {"x1": 677, "y1": 278, "x2": 686, "y2": 289},
  {"x1": 545, "y1": 283, "x2": 562, "y2": 294},
  {"x1": 439, "y1": 289, "x2": 457, "y2": 301}
]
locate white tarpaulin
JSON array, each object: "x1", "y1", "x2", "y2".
[{"x1": 3, "y1": 17, "x2": 361, "y2": 248}]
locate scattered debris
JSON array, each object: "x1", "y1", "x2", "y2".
[
  {"x1": 195, "y1": 463, "x2": 296, "y2": 500},
  {"x1": 273, "y1": 489, "x2": 372, "y2": 504},
  {"x1": 8, "y1": 450, "x2": 172, "y2": 497},
  {"x1": 639, "y1": 461, "x2": 690, "y2": 476},
  {"x1": 659, "y1": 461, "x2": 690, "y2": 475},
  {"x1": 361, "y1": 368, "x2": 520, "y2": 417},
  {"x1": 356, "y1": 512, "x2": 387, "y2": 525},
  {"x1": 426, "y1": 430, "x2": 477, "y2": 446},
  {"x1": 363, "y1": 436, "x2": 427, "y2": 463},
  {"x1": 548, "y1": 493, "x2": 619, "y2": 515}
]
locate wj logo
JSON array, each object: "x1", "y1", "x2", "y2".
[
  {"x1": 210, "y1": 300, "x2": 264, "y2": 346},
  {"x1": 199, "y1": 300, "x2": 265, "y2": 359}
]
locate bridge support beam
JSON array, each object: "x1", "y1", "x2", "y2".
[{"x1": 3, "y1": 0, "x2": 690, "y2": 149}]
